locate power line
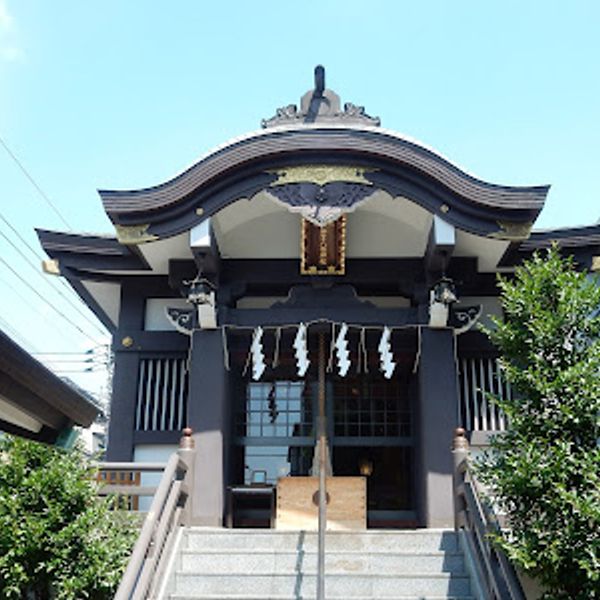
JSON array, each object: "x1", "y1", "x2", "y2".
[
  {"x1": 0, "y1": 135, "x2": 72, "y2": 230},
  {"x1": 33, "y1": 350, "x2": 105, "y2": 356},
  {"x1": 0, "y1": 253, "x2": 101, "y2": 345},
  {"x1": 0, "y1": 270, "x2": 95, "y2": 347},
  {"x1": 0, "y1": 212, "x2": 45, "y2": 260},
  {"x1": 0, "y1": 210, "x2": 110, "y2": 333},
  {"x1": 40, "y1": 355, "x2": 110, "y2": 364},
  {"x1": 51, "y1": 368, "x2": 107, "y2": 374},
  {"x1": 0, "y1": 314, "x2": 39, "y2": 353},
  {"x1": 0, "y1": 226, "x2": 107, "y2": 337},
  {"x1": 0, "y1": 271, "x2": 57, "y2": 323}
]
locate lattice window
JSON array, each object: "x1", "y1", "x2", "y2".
[
  {"x1": 135, "y1": 356, "x2": 188, "y2": 431},
  {"x1": 458, "y1": 357, "x2": 510, "y2": 431},
  {"x1": 237, "y1": 381, "x2": 313, "y2": 438},
  {"x1": 333, "y1": 379, "x2": 411, "y2": 438}
]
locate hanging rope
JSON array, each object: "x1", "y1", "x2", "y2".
[
  {"x1": 186, "y1": 337, "x2": 193, "y2": 372},
  {"x1": 242, "y1": 344, "x2": 252, "y2": 378},
  {"x1": 356, "y1": 327, "x2": 363, "y2": 374},
  {"x1": 272, "y1": 327, "x2": 282, "y2": 369},
  {"x1": 326, "y1": 321, "x2": 336, "y2": 373},
  {"x1": 226, "y1": 319, "x2": 422, "y2": 378},
  {"x1": 412, "y1": 325, "x2": 423, "y2": 374},
  {"x1": 212, "y1": 317, "x2": 419, "y2": 334},
  {"x1": 360, "y1": 327, "x2": 368, "y2": 374},
  {"x1": 221, "y1": 326, "x2": 231, "y2": 371}
]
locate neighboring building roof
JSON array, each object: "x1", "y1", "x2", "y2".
[
  {"x1": 499, "y1": 223, "x2": 600, "y2": 269},
  {"x1": 0, "y1": 329, "x2": 100, "y2": 444}
]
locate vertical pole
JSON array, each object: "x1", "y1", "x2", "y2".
[
  {"x1": 317, "y1": 331, "x2": 327, "y2": 600},
  {"x1": 452, "y1": 427, "x2": 469, "y2": 530},
  {"x1": 178, "y1": 427, "x2": 196, "y2": 527}
]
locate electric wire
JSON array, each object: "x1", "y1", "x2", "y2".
[
  {"x1": 0, "y1": 253, "x2": 101, "y2": 345},
  {"x1": 0, "y1": 210, "x2": 108, "y2": 334},
  {"x1": 50, "y1": 369, "x2": 104, "y2": 374},
  {"x1": 0, "y1": 135, "x2": 72, "y2": 230},
  {"x1": 0, "y1": 226, "x2": 108, "y2": 336},
  {"x1": 0, "y1": 270, "x2": 51, "y2": 318},
  {"x1": 36, "y1": 358, "x2": 109, "y2": 364},
  {"x1": 0, "y1": 270, "x2": 97, "y2": 347},
  {"x1": 0, "y1": 314, "x2": 37, "y2": 352},
  {"x1": 33, "y1": 350, "x2": 105, "y2": 355}
]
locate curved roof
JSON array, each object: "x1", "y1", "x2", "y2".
[
  {"x1": 99, "y1": 125, "x2": 549, "y2": 242},
  {"x1": 97, "y1": 67, "x2": 549, "y2": 242},
  {"x1": 101, "y1": 124, "x2": 548, "y2": 215}
]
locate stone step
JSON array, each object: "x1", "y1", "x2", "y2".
[
  {"x1": 178, "y1": 549, "x2": 466, "y2": 575},
  {"x1": 183, "y1": 529, "x2": 459, "y2": 553},
  {"x1": 172, "y1": 572, "x2": 472, "y2": 598},
  {"x1": 170, "y1": 596, "x2": 475, "y2": 600}
]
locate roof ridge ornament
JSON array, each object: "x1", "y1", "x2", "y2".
[{"x1": 261, "y1": 65, "x2": 381, "y2": 128}]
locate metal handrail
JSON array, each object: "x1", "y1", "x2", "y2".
[
  {"x1": 97, "y1": 428, "x2": 196, "y2": 600},
  {"x1": 452, "y1": 428, "x2": 525, "y2": 600}
]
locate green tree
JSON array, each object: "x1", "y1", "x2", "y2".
[
  {"x1": 0, "y1": 435, "x2": 138, "y2": 600},
  {"x1": 478, "y1": 246, "x2": 600, "y2": 599}
]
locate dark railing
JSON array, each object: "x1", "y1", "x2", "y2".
[
  {"x1": 452, "y1": 428, "x2": 525, "y2": 600},
  {"x1": 96, "y1": 428, "x2": 196, "y2": 600}
]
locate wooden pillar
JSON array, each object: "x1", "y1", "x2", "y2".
[
  {"x1": 106, "y1": 283, "x2": 144, "y2": 461},
  {"x1": 416, "y1": 328, "x2": 459, "y2": 528},
  {"x1": 187, "y1": 329, "x2": 230, "y2": 526},
  {"x1": 106, "y1": 351, "x2": 139, "y2": 460}
]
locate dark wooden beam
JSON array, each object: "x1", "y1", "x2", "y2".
[
  {"x1": 112, "y1": 331, "x2": 188, "y2": 354},
  {"x1": 220, "y1": 306, "x2": 421, "y2": 328}
]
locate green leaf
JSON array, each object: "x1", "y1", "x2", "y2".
[{"x1": 476, "y1": 245, "x2": 600, "y2": 599}]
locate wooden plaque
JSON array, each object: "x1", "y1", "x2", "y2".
[
  {"x1": 301, "y1": 216, "x2": 346, "y2": 275},
  {"x1": 276, "y1": 476, "x2": 366, "y2": 531}
]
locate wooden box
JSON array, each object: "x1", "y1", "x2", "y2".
[{"x1": 276, "y1": 476, "x2": 366, "y2": 531}]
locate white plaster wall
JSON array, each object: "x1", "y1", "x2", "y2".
[
  {"x1": 133, "y1": 444, "x2": 179, "y2": 510},
  {"x1": 457, "y1": 296, "x2": 503, "y2": 330},
  {"x1": 82, "y1": 280, "x2": 121, "y2": 327},
  {"x1": 144, "y1": 298, "x2": 189, "y2": 331}
]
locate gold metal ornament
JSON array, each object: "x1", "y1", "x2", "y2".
[
  {"x1": 121, "y1": 336, "x2": 134, "y2": 348},
  {"x1": 114, "y1": 224, "x2": 158, "y2": 245},
  {"x1": 489, "y1": 221, "x2": 533, "y2": 241},
  {"x1": 270, "y1": 165, "x2": 374, "y2": 187},
  {"x1": 42, "y1": 259, "x2": 61, "y2": 276}
]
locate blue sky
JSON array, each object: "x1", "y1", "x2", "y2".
[{"x1": 1, "y1": 1, "x2": 599, "y2": 396}]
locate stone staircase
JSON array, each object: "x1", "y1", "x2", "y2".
[{"x1": 160, "y1": 528, "x2": 477, "y2": 600}]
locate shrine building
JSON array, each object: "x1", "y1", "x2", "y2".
[{"x1": 37, "y1": 67, "x2": 600, "y2": 529}]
